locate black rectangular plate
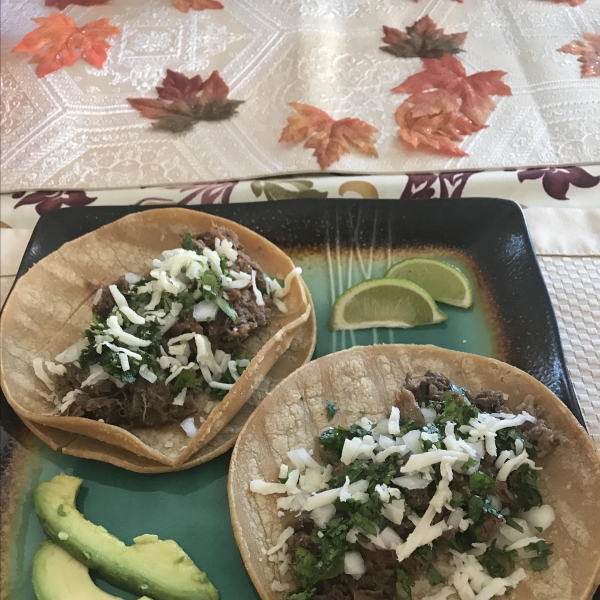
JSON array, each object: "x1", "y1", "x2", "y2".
[{"x1": 2, "y1": 198, "x2": 581, "y2": 428}]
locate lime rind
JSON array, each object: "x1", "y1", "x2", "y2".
[
  {"x1": 330, "y1": 278, "x2": 448, "y2": 331},
  {"x1": 385, "y1": 258, "x2": 473, "y2": 309}
]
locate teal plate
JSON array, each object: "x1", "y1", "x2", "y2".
[{"x1": 0, "y1": 199, "x2": 582, "y2": 600}]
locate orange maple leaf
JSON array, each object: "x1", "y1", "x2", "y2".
[
  {"x1": 559, "y1": 33, "x2": 600, "y2": 78},
  {"x1": 393, "y1": 55, "x2": 511, "y2": 125},
  {"x1": 12, "y1": 13, "x2": 120, "y2": 78},
  {"x1": 550, "y1": 0, "x2": 585, "y2": 5},
  {"x1": 279, "y1": 103, "x2": 378, "y2": 170},
  {"x1": 172, "y1": 0, "x2": 224, "y2": 12},
  {"x1": 395, "y1": 90, "x2": 483, "y2": 156}
]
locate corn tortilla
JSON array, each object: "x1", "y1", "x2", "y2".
[
  {"x1": 0, "y1": 208, "x2": 314, "y2": 468},
  {"x1": 229, "y1": 344, "x2": 600, "y2": 600}
]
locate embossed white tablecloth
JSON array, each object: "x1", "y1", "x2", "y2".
[{"x1": 1, "y1": 0, "x2": 600, "y2": 191}]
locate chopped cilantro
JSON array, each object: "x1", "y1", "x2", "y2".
[
  {"x1": 287, "y1": 591, "x2": 315, "y2": 600},
  {"x1": 478, "y1": 540, "x2": 517, "y2": 578},
  {"x1": 334, "y1": 493, "x2": 386, "y2": 536},
  {"x1": 325, "y1": 401, "x2": 338, "y2": 421},
  {"x1": 396, "y1": 569, "x2": 415, "y2": 599},
  {"x1": 413, "y1": 544, "x2": 436, "y2": 564},
  {"x1": 450, "y1": 490, "x2": 465, "y2": 508},
  {"x1": 213, "y1": 296, "x2": 238, "y2": 321},
  {"x1": 201, "y1": 270, "x2": 221, "y2": 301},
  {"x1": 508, "y1": 466, "x2": 543, "y2": 510},
  {"x1": 435, "y1": 392, "x2": 479, "y2": 428},
  {"x1": 426, "y1": 565, "x2": 445, "y2": 586},
  {"x1": 461, "y1": 457, "x2": 478, "y2": 473},
  {"x1": 496, "y1": 427, "x2": 536, "y2": 455},
  {"x1": 469, "y1": 471, "x2": 495, "y2": 496},
  {"x1": 318, "y1": 425, "x2": 369, "y2": 462},
  {"x1": 172, "y1": 369, "x2": 200, "y2": 394},
  {"x1": 505, "y1": 517, "x2": 524, "y2": 533},
  {"x1": 399, "y1": 418, "x2": 422, "y2": 437},
  {"x1": 525, "y1": 540, "x2": 552, "y2": 571},
  {"x1": 181, "y1": 232, "x2": 197, "y2": 251},
  {"x1": 468, "y1": 494, "x2": 502, "y2": 523},
  {"x1": 328, "y1": 456, "x2": 397, "y2": 491}
]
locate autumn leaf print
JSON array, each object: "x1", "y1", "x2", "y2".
[
  {"x1": 392, "y1": 55, "x2": 511, "y2": 125},
  {"x1": 549, "y1": 0, "x2": 585, "y2": 5},
  {"x1": 128, "y1": 69, "x2": 243, "y2": 133},
  {"x1": 45, "y1": 0, "x2": 109, "y2": 9},
  {"x1": 279, "y1": 103, "x2": 378, "y2": 170},
  {"x1": 559, "y1": 33, "x2": 600, "y2": 78},
  {"x1": 395, "y1": 91, "x2": 483, "y2": 156},
  {"x1": 381, "y1": 16, "x2": 467, "y2": 59},
  {"x1": 172, "y1": 0, "x2": 224, "y2": 12},
  {"x1": 12, "y1": 13, "x2": 120, "y2": 78}
]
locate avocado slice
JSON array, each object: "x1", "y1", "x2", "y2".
[
  {"x1": 34, "y1": 474, "x2": 218, "y2": 600},
  {"x1": 33, "y1": 541, "x2": 126, "y2": 600}
]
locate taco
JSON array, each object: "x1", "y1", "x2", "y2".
[
  {"x1": 0, "y1": 208, "x2": 313, "y2": 468},
  {"x1": 19, "y1": 299, "x2": 316, "y2": 473},
  {"x1": 229, "y1": 344, "x2": 600, "y2": 600}
]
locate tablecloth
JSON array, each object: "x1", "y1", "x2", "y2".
[
  {"x1": 1, "y1": 172, "x2": 599, "y2": 448},
  {"x1": 2, "y1": 0, "x2": 600, "y2": 190}
]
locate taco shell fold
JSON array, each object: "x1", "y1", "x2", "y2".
[
  {"x1": 0, "y1": 208, "x2": 314, "y2": 468},
  {"x1": 229, "y1": 344, "x2": 600, "y2": 600}
]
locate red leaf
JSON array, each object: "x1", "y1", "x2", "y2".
[
  {"x1": 396, "y1": 105, "x2": 478, "y2": 157},
  {"x1": 279, "y1": 103, "x2": 378, "y2": 170},
  {"x1": 12, "y1": 13, "x2": 120, "y2": 78},
  {"x1": 549, "y1": 0, "x2": 585, "y2": 5},
  {"x1": 172, "y1": 0, "x2": 224, "y2": 12},
  {"x1": 157, "y1": 69, "x2": 204, "y2": 101},
  {"x1": 559, "y1": 33, "x2": 600, "y2": 78},
  {"x1": 392, "y1": 55, "x2": 511, "y2": 125},
  {"x1": 201, "y1": 71, "x2": 229, "y2": 100},
  {"x1": 127, "y1": 69, "x2": 242, "y2": 133},
  {"x1": 381, "y1": 16, "x2": 467, "y2": 59},
  {"x1": 395, "y1": 91, "x2": 483, "y2": 157},
  {"x1": 45, "y1": 0, "x2": 109, "y2": 9}
]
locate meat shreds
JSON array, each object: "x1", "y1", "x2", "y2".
[
  {"x1": 394, "y1": 388, "x2": 426, "y2": 424},
  {"x1": 92, "y1": 275, "x2": 130, "y2": 320},
  {"x1": 405, "y1": 487, "x2": 431, "y2": 511},
  {"x1": 205, "y1": 287, "x2": 271, "y2": 353},
  {"x1": 472, "y1": 390, "x2": 510, "y2": 413},
  {"x1": 59, "y1": 365, "x2": 196, "y2": 427},
  {"x1": 476, "y1": 514, "x2": 505, "y2": 542},
  {"x1": 166, "y1": 314, "x2": 204, "y2": 339}
]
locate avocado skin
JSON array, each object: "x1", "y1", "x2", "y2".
[
  {"x1": 34, "y1": 474, "x2": 218, "y2": 600},
  {"x1": 33, "y1": 541, "x2": 124, "y2": 600}
]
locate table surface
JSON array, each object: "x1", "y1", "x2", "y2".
[{"x1": 1, "y1": 0, "x2": 599, "y2": 190}]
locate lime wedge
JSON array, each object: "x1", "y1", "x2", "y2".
[
  {"x1": 330, "y1": 278, "x2": 447, "y2": 331},
  {"x1": 385, "y1": 258, "x2": 473, "y2": 309}
]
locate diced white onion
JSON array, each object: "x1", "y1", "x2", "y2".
[
  {"x1": 119, "y1": 353, "x2": 130, "y2": 371},
  {"x1": 173, "y1": 388, "x2": 187, "y2": 406},
  {"x1": 125, "y1": 272, "x2": 142, "y2": 284},
  {"x1": 310, "y1": 504, "x2": 336, "y2": 528},
  {"x1": 193, "y1": 301, "x2": 218, "y2": 322},
  {"x1": 267, "y1": 526, "x2": 294, "y2": 556},
  {"x1": 523, "y1": 505, "x2": 555, "y2": 532},
  {"x1": 421, "y1": 406, "x2": 437, "y2": 424},
  {"x1": 92, "y1": 287, "x2": 103, "y2": 305},
  {"x1": 344, "y1": 551, "x2": 365, "y2": 580},
  {"x1": 55, "y1": 338, "x2": 89, "y2": 364},
  {"x1": 392, "y1": 474, "x2": 430, "y2": 489},
  {"x1": 403, "y1": 429, "x2": 423, "y2": 454},
  {"x1": 139, "y1": 364, "x2": 158, "y2": 383},
  {"x1": 44, "y1": 361, "x2": 66, "y2": 376},
  {"x1": 388, "y1": 406, "x2": 401, "y2": 435},
  {"x1": 251, "y1": 270, "x2": 265, "y2": 307},
  {"x1": 180, "y1": 416, "x2": 197, "y2": 438}
]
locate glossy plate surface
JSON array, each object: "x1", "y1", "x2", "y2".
[{"x1": 0, "y1": 198, "x2": 584, "y2": 600}]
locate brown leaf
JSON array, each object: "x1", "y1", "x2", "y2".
[
  {"x1": 381, "y1": 16, "x2": 467, "y2": 59},
  {"x1": 392, "y1": 55, "x2": 511, "y2": 125},
  {"x1": 559, "y1": 32, "x2": 600, "y2": 78},
  {"x1": 127, "y1": 70, "x2": 243, "y2": 133},
  {"x1": 45, "y1": 0, "x2": 109, "y2": 8},
  {"x1": 395, "y1": 91, "x2": 483, "y2": 157},
  {"x1": 549, "y1": 0, "x2": 585, "y2": 5},
  {"x1": 279, "y1": 103, "x2": 378, "y2": 170},
  {"x1": 12, "y1": 13, "x2": 120, "y2": 78},
  {"x1": 172, "y1": 0, "x2": 224, "y2": 12}
]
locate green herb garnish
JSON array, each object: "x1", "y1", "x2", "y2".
[
  {"x1": 426, "y1": 565, "x2": 445, "y2": 586},
  {"x1": 469, "y1": 471, "x2": 495, "y2": 496},
  {"x1": 525, "y1": 540, "x2": 553, "y2": 571},
  {"x1": 478, "y1": 540, "x2": 517, "y2": 578},
  {"x1": 325, "y1": 401, "x2": 338, "y2": 421},
  {"x1": 396, "y1": 569, "x2": 415, "y2": 599}
]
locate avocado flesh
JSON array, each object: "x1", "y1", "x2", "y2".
[
  {"x1": 34, "y1": 474, "x2": 218, "y2": 600},
  {"x1": 33, "y1": 541, "x2": 124, "y2": 600}
]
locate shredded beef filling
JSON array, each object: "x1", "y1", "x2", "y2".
[
  {"x1": 286, "y1": 371, "x2": 560, "y2": 599},
  {"x1": 56, "y1": 226, "x2": 271, "y2": 428}
]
